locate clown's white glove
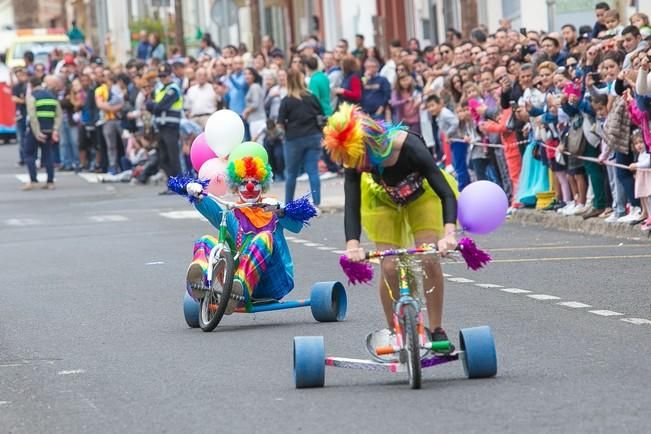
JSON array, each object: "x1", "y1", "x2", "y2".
[
  {"x1": 186, "y1": 182, "x2": 204, "y2": 198},
  {"x1": 260, "y1": 197, "x2": 282, "y2": 212}
]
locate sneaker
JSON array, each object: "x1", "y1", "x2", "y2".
[
  {"x1": 605, "y1": 213, "x2": 622, "y2": 223},
  {"x1": 430, "y1": 327, "x2": 455, "y2": 354},
  {"x1": 550, "y1": 200, "x2": 566, "y2": 211},
  {"x1": 582, "y1": 208, "x2": 605, "y2": 220},
  {"x1": 296, "y1": 173, "x2": 309, "y2": 182},
  {"x1": 570, "y1": 203, "x2": 588, "y2": 216},
  {"x1": 41, "y1": 182, "x2": 55, "y2": 190},
  {"x1": 542, "y1": 198, "x2": 560, "y2": 211},
  {"x1": 319, "y1": 171, "x2": 338, "y2": 181},
  {"x1": 617, "y1": 207, "x2": 642, "y2": 223},
  {"x1": 225, "y1": 278, "x2": 245, "y2": 315},
  {"x1": 599, "y1": 208, "x2": 613, "y2": 218},
  {"x1": 559, "y1": 201, "x2": 576, "y2": 215},
  {"x1": 186, "y1": 263, "x2": 205, "y2": 300},
  {"x1": 20, "y1": 182, "x2": 39, "y2": 191}
]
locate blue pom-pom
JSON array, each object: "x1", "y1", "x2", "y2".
[
  {"x1": 284, "y1": 195, "x2": 318, "y2": 224},
  {"x1": 167, "y1": 176, "x2": 209, "y2": 204}
]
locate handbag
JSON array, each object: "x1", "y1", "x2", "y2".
[
  {"x1": 563, "y1": 115, "x2": 587, "y2": 156},
  {"x1": 306, "y1": 94, "x2": 327, "y2": 128}
]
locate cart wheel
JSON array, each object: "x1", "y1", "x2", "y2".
[
  {"x1": 310, "y1": 281, "x2": 347, "y2": 322},
  {"x1": 293, "y1": 336, "x2": 325, "y2": 388},
  {"x1": 183, "y1": 292, "x2": 200, "y2": 328},
  {"x1": 459, "y1": 326, "x2": 497, "y2": 379}
]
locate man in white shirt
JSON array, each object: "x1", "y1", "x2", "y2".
[
  {"x1": 380, "y1": 40, "x2": 402, "y2": 89},
  {"x1": 185, "y1": 67, "x2": 218, "y2": 129}
]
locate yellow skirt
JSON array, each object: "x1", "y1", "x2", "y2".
[{"x1": 360, "y1": 171, "x2": 458, "y2": 247}]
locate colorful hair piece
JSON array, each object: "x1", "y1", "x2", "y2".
[
  {"x1": 322, "y1": 103, "x2": 406, "y2": 170},
  {"x1": 226, "y1": 156, "x2": 272, "y2": 190}
]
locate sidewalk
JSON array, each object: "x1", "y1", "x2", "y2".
[
  {"x1": 509, "y1": 209, "x2": 651, "y2": 241},
  {"x1": 268, "y1": 176, "x2": 345, "y2": 213}
]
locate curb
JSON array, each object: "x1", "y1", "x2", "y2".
[{"x1": 509, "y1": 209, "x2": 651, "y2": 241}]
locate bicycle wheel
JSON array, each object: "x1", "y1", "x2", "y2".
[
  {"x1": 403, "y1": 304, "x2": 422, "y2": 389},
  {"x1": 199, "y1": 248, "x2": 235, "y2": 332}
]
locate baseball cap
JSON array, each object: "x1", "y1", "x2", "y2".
[{"x1": 63, "y1": 54, "x2": 75, "y2": 66}]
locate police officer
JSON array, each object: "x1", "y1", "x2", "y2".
[
  {"x1": 147, "y1": 63, "x2": 183, "y2": 194},
  {"x1": 22, "y1": 75, "x2": 62, "y2": 190}
]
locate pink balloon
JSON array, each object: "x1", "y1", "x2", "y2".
[
  {"x1": 206, "y1": 174, "x2": 228, "y2": 196},
  {"x1": 198, "y1": 157, "x2": 227, "y2": 180},
  {"x1": 190, "y1": 133, "x2": 216, "y2": 172}
]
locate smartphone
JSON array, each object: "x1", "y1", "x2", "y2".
[
  {"x1": 520, "y1": 27, "x2": 527, "y2": 36},
  {"x1": 590, "y1": 72, "x2": 602, "y2": 82}
]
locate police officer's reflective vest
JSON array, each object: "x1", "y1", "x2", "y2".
[
  {"x1": 32, "y1": 89, "x2": 58, "y2": 132},
  {"x1": 154, "y1": 82, "x2": 183, "y2": 126}
]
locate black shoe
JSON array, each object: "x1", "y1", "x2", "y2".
[
  {"x1": 542, "y1": 198, "x2": 559, "y2": 211},
  {"x1": 430, "y1": 327, "x2": 455, "y2": 354}
]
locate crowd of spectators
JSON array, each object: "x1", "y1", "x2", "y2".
[{"x1": 7, "y1": 2, "x2": 651, "y2": 230}]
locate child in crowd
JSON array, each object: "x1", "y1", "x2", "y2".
[
  {"x1": 602, "y1": 10, "x2": 625, "y2": 37},
  {"x1": 260, "y1": 119, "x2": 285, "y2": 181},
  {"x1": 630, "y1": 12, "x2": 651, "y2": 38},
  {"x1": 629, "y1": 130, "x2": 651, "y2": 230}
]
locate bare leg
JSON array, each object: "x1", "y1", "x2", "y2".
[
  {"x1": 567, "y1": 174, "x2": 578, "y2": 203},
  {"x1": 413, "y1": 230, "x2": 445, "y2": 330},
  {"x1": 377, "y1": 242, "x2": 400, "y2": 329},
  {"x1": 576, "y1": 173, "x2": 588, "y2": 205}
]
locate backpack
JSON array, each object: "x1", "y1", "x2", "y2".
[{"x1": 602, "y1": 95, "x2": 631, "y2": 154}]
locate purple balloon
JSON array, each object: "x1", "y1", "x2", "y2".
[
  {"x1": 457, "y1": 181, "x2": 508, "y2": 234},
  {"x1": 190, "y1": 133, "x2": 216, "y2": 172}
]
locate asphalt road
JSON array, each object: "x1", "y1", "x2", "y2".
[{"x1": 1, "y1": 146, "x2": 650, "y2": 433}]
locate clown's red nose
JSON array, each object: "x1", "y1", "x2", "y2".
[{"x1": 246, "y1": 181, "x2": 255, "y2": 192}]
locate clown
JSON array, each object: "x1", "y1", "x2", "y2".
[
  {"x1": 178, "y1": 147, "x2": 314, "y2": 312},
  {"x1": 323, "y1": 103, "x2": 459, "y2": 352}
]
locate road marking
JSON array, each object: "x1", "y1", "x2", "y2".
[
  {"x1": 527, "y1": 294, "x2": 562, "y2": 301},
  {"x1": 89, "y1": 215, "x2": 128, "y2": 222},
  {"x1": 475, "y1": 283, "x2": 503, "y2": 288},
  {"x1": 146, "y1": 261, "x2": 165, "y2": 265},
  {"x1": 77, "y1": 173, "x2": 101, "y2": 183},
  {"x1": 488, "y1": 244, "x2": 647, "y2": 252},
  {"x1": 5, "y1": 218, "x2": 40, "y2": 226},
  {"x1": 442, "y1": 273, "x2": 452, "y2": 277},
  {"x1": 159, "y1": 210, "x2": 205, "y2": 220},
  {"x1": 589, "y1": 310, "x2": 624, "y2": 317},
  {"x1": 557, "y1": 301, "x2": 592, "y2": 308},
  {"x1": 290, "y1": 239, "x2": 307, "y2": 243},
  {"x1": 332, "y1": 250, "x2": 346, "y2": 254},
  {"x1": 317, "y1": 246, "x2": 336, "y2": 251},
  {"x1": 14, "y1": 173, "x2": 70, "y2": 183},
  {"x1": 447, "y1": 277, "x2": 475, "y2": 283},
  {"x1": 499, "y1": 288, "x2": 532, "y2": 294},
  {"x1": 304, "y1": 242, "x2": 323, "y2": 247},
  {"x1": 464, "y1": 254, "x2": 651, "y2": 264},
  {"x1": 0, "y1": 401, "x2": 10, "y2": 406},
  {"x1": 621, "y1": 318, "x2": 651, "y2": 325},
  {"x1": 57, "y1": 369, "x2": 85, "y2": 375},
  {"x1": 284, "y1": 236, "x2": 296, "y2": 240}
]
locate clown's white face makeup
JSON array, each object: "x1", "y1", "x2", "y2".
[{"x1": 238, "y1": 178, "x2": 262, "y2": 203}]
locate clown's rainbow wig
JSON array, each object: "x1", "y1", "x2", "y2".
[
  {"x1": 226, "y1": 156, "x2": 272, "y2": 191},
  {"x1": 322, "y1": 103, "x2": 406, "y2": 170}
]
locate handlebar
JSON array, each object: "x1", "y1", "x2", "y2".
[
  {"x1": 203, "y1": 192, "x2": 282, "y2": 211},
  {"x1": 364, "y1": 244, "x2": 460, "y2": 260}
]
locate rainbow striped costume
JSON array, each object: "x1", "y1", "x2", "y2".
[{"x1": 190, "y1": 196, "x2": 304, "y2": 300}]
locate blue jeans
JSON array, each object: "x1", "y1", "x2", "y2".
[
  {"x1": 16, "y1": 117, "x2": 26, "y2": 163},
  {"x1": 615, "y1": 152, "x2": 640, "y2": 208},
  {"x1": 450, "y1": 141, "x2": 470, "y2": 191},
  {"x1": 471, "y1": 158, "x2": 490, "y2": 181},
  {"x1": 284, "y1": 133, "x2": 322, "y2": 205},
  {"x1": 60, "y1": 117, "x2": 80, "y2": 169},
  {"x1": 24, "y1": 129, "x2": 55, "y2": 183}
]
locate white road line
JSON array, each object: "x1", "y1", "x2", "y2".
[
  {"x1": 589, "y1": 310, "x2": 624, "y2": 317},
  {"x1": 304, "y1": 242, "x2": 323, "y2": 247},
  {"x1": 290, "y1": 239, "x2": 308, "y2": 243},
  {"x1": 146, "y1": 261, "x2": 165, "y2": 265},
  {"x1": 0, "y1": 401, "x2": 10, "y2": 406},
  {"x1": 284, "y1": 236, "x2": 296, "y2": 240},
  {"x1": 5, "y1": 218, "x2": 40, "y2": 226},
  {"x1": 89, "y1": 215, "x2": 129, "y2": 222},
  {"x1": 159, "y1": 210, "x2": 205, "y2": 220},
  {"x1": 475, "y1": 283, "x2": 503, "y2": 288},
  {"x1": 621, "y1": 318, "x2": 651, "y2": 325},
  {"x1": 447, "y1": 277, "x2": 475, "y2": 283},
  {"x1": 332, "y1": 250, "x2": 346, "y2": 254},
  {"x1": 442, "y1": 273, "x2": 452, "y2": 277},
  {"x1": 57, "y1": 369, "x2": 85, "y2": 375},
  {"x1": 557, "y1": 301, "x2": 592, "y2": 308},
  {"x1": 499, "y1": 288, "x2": 532, "y2": 294},
  {"x1": 317, "y1": 246, "x2": 336, "y2": 251},
  {"x1": 527, "y1": 294, "x2": 562, "y2": 301}
]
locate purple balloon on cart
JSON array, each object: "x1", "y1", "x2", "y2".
[{"x1": 457, "y1": 181, "x2": 508, "y2": 234}]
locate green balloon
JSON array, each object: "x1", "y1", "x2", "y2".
[{"x1": 227, "y1": 141, "x2": 269, "y2": 164}]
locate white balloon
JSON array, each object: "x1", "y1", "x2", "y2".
[{"x1": 204, "y1": 110, "x2": 245, "y2": 158}]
